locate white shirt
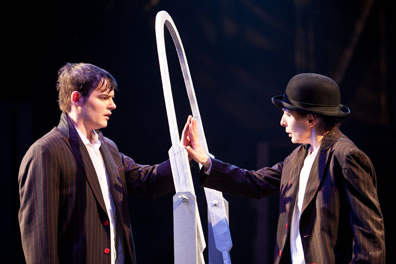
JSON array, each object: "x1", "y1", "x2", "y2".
[
  {"x1": 290, "y1": 146, "x2": 320, "y2": 264},
  {"x1": 75, "y1": 127, "x2": 124, "y2": 264}
]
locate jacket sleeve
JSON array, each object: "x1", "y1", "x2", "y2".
[
  {"x1": 101, "y1": 136, "x2": 174, "y2": 198},
  {"x1": 341, "y1": 149, "x2": 386, "y2": 263},
  {"x1": 200, "y1": 158, "x2": 282, "y2": 199},
  {"x1": 18, "y1": 143, "x2": 60, "y2": 264},
  {"x1": 120, "y1": 153, "x2": 174, "y2": 198}
]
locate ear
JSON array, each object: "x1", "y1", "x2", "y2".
[
  {"x1": 307, "y1": 114, "x2": 317, "y2": 127},
  {"x1": 71, "y1": 91, "x2": 81, "y2": 104}
]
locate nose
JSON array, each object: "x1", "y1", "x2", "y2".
[
  {"x1": 280, "y1": 113, "x2": 287, "y2": 127},
  {"x1": 108, "y1": 98, "x2": 116, "y2": 110}
]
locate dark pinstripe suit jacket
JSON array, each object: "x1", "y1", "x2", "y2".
[
  {"x1": 202, "y1": 128, "x2": 385, "y2": 263},
  {"x1": 18, "y1": 113, "x2": 174, "y2": 264}
]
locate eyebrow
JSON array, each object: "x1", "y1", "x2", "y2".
[{"x1": 98, "y1": 92, "x2": 115, "y2": 98}]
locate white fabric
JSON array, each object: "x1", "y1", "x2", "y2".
[
  {"x1": 203, "y1": 158, "x2": 213, "y2": 175},
  {"x1": 75, "y1": 127, "x2": 124, "y2": 264},
  {"x1": 290, "y1": 147, "x2": 320, "y2": 264},
  {"x1": 155, "y1": 10, "x2": 232, "y2": 264}
]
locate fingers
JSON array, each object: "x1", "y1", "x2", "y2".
[
  {"x1": 183, "y1": 118, "x2": 211, "y2": 167},
  {"x1": 181, "y1": 115, "x2": 193, "y2": 145},
  {"x1": 185, "y1": 146, "x2": 197, "y2": 162},
  {"x1": 186, "y1": 146, "x2": 210, "y2": 169},
  {"x1": 190, "y1": 118, "x2": 199, "y2": 144},
  {"x1": 183, "y1": 115, "x2": 191, "y2": 132},
  {"x1": 185, "y1": 145, "x2": 207, "y2": 165}
]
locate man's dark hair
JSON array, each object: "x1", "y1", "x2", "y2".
[{"x1": 57, "y1": 63, "x2": 118, "y2": 112}]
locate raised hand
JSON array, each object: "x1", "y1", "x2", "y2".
[{"x1": 183, "y1": 115, "x2": 211, "y2": 169}]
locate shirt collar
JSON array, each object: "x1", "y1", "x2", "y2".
[{"x1": 74, "y1": 125, "x2": 101, "y2": 150}]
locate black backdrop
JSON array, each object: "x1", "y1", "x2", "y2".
[{"x1": 4, "y1": 0, "x2": 395, "y2": 263}]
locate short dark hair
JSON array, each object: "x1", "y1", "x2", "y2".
[
  {"x1": 294, "y1": 110, "x2": 344, "y2": 133},
  {"x1": 56, "y1": 63, "x2": 118, "y2": 112}
]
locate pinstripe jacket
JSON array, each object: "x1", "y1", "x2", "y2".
[
  {"x1": 18, "y1": 113, "x2": 174, "y2": 264},
  {"x1": 202, "y1": 128, "x2": 385, "y2": 263}
]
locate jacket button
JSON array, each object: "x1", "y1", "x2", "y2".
[
  {"x1": 104, "y1": 220, "x2": 109, "y2": 226},
  {"x1": 104, "y1": 248, "x2": 110, "y2": 254}
]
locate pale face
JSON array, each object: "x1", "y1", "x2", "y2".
[
  {"x1": 79, "y1": 86, "x2": 116, "y2": 132},
  {"x1": 280, "y1": 108, "x2": 312, "y2": 144}
]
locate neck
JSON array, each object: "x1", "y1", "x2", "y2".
[
  {"x1": 309, "y1": 128, "x2": 326, "y2": 153},
  {"x1": 67, "y1": 110, "x2": 94, "y2": 141}
]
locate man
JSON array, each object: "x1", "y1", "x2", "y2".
[
  {"x1": 18, "y1": 62, "x2": 174, "y2": 264},
  {"x1": 183, "y1": 73, "x2": 385, "y2": 263}
]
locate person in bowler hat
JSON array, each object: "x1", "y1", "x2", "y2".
[{"x1": 182, "y1": 73, "x2": 385, "y2": 263}]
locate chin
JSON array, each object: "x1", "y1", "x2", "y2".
[
  {"x1": 290, "y1": 138, "x2": 300, "y2": 144},
  {"x1": 95, "y1": 121, "x2": 108, "y2": 129}
]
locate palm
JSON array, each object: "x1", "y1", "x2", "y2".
[{"x1": 181, "y1": 115, "x2": 209, "y2": 166}]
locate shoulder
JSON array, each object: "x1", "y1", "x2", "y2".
[
  {"x1": 332, "y1": 134, "x2": 369, "y2": 161},
  {"x1": 102, "y1": 135, "x2": 117, "y2": 148},
  {"x1": 99, "y1": 134, "x2": 124, "y2": 160},
  {"x1": 331, "y1": 133, "x2": 375, "y2": 178},
  {"x1": 19, "y1": 128, "x2": 69, "y2": 175},
  {"x1": 18, "y1": 126, "x2": 75, "y2": 175},
  {"x1": 101, "y1": 134, "x2": 119, "y2": 151},
  {"x1": 284, "y1": 144, "x2": 306, "y2": 162},
  {"x1": 25, "y1": 128, "x2": 67, "y2": 156}
]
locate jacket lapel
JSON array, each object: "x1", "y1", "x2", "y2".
[
  {"x1": 301, "y1": 150, "x2": 325, "y2": 213},
  {"x1": 57, "y1": 113, "x2": 107, "y2": 212},
  {"x1": 281, "y1": 146, "x2": 308, "y2": 218},
  {"x1": 301, "y1": 128, "x2": 342, "y2": 213},
  {"x1": 98, "y1": 133, "x2": 132, "y2": 250},
  {"x1": 98, "y1": 133, "x2": 125, "y2": 215}
]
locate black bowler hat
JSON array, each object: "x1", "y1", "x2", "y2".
[{"x1": 272, "y1": 73, "x2": 350, "y2": 117}]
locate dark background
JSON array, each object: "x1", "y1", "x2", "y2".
[{"x1": 4, "y1": 0, "x2": 395, "y2": 263}]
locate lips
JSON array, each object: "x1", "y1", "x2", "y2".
[{"x1": 104, "y1": 113, "x2": 111, "y2": 120}]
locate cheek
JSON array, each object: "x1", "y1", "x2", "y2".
[
  {"x1": 290, "y1": 122, "x2": 307, "y2": 137},
  {"x1": 87, "y1": 101, "x2": 102, "y2": 112},
  {"x1": 288, "y1": 120, "x2": 299, "y2": 132},
  {"x1": 83, "y1": 102, "x2": 102, "y2": 119},
  {"x1": 295, "y1": 124, "x2": 311, "y2": 140}
]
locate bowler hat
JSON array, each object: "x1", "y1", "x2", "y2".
[{"x1": 272, "y1": 73, "x2": 350, "y2": 116}]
